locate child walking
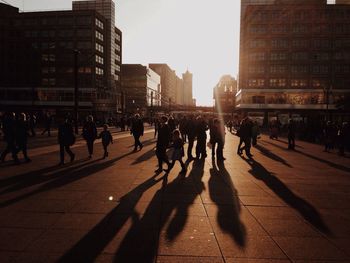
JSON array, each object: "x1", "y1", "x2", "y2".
[
  {"x1": 99, "y1": 124, "x2": 113, "y2": 158},
  {"x1": 165, "y1": 130, "x2": 186, "y2": 173}
]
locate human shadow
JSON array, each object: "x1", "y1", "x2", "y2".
[
  {"x1": 131, "y1": 148, "x2": 156, "y2": 165},
  {"x1": 0, "y1": 151, "x2": 134, "y2": 208},
  {"x1": 276, "y1": 138, "x2": 304, "y2": 149},
  {"x1": 128, "y1": 138, "x2": 156, "y2": 148},
  {"x1": 264, "y1": 140, "x2": 350, "y2": 173},
  {"x1": 114, "y1": 159, "x2": 206, "y2": 262},
  {"x1": 58, "y1": 173, "x2": 164, "y2": 263},
  {"x1": 241, "y1": 156, "x2": 331, "y2": 235},
  {"x1": 254, "y1": 144, "x2": 292, "y2": 167},
  {"x1": 209, "y1": 160, "x2": 246, "y2": 247}
]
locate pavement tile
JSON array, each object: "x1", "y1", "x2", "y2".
[
  {"x1": 247, "y1": 206, "x2": 301, "y2": 220},
  {"x1": 239, "y1": 196, "x2": 286, "y2": 206},
  {"x1": 0, "y1": 212, "x2": 63, "y2": 229},
  {"x1": 156, "y1": 255, "x2": 224, "y2": 263},
  {"x1": 273, "y1": 236, "x2": 349, "y2": 260},
  {"x1": 0, "y1": 228, "x2": 45, "y2": 251},
  {"x1": 12, "y1": 253, "x2": 61, "y2": 263},
  {"x1": 329, "y1": 238, "x2": 350, "y2": 257},
  {"x1": 51, "y1": 212, "x2": 106, "y2": 230},
  {"x1": 216, "y1": 234, "x2": 287, "y2": 259},
  {"x1": 225, "y1": 259, "x2": 291, "y2": 263}
]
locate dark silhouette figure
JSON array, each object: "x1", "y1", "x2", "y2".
[
  {"x1": 41, "y1": 112, "x2": 52, "y2": 137},
  {"x1": 15, "y1": 113, "x2": 31, "y2": 162},
  {"x1": 165, "y1": 130, "x2": 186, "y2": 173},
  {"x1": 242, "y1": 157, "x2": 331, "y2": 235},
  {"x1": 155, "y1": 116, "x2": 170, "y2": 173},
  {"x1": 82, "y1": 115, "x2": 98, "y2": 158},
  {"x1": 98, "y1": 124, "x2": 113, "y2": 159},
  {"x1": 210, "y1": 118, "x2": 225, "y2": 161},
  {"x1": 237, "y1": 116, "x2": 253, "y2": 158},
  {"x1": 131, "y1": 114, "x2": 144, "y2": 151},
  {"x1": 187, "y1": 115, "x2": 197, "y2": 159},
  {"x1": 288, "y1": 119, "x2": 296, "y2": 150},
  {"x1": 179, "y1": 116, "x2": 188, "y2": 142},
  {"x1": 58, "y1": 118, "x2": 75, "y2": 165},
  {"x1": 195, "y1": 116, "x2": 208, "y2": 159},
  {"x1": 0, "y1": 112, "x2": 19, "y2": 164},
  {"x1": 28, "y1": 113, "x2": 36, "y2": 137}
]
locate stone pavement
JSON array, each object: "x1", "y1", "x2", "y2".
[{"x1": 0, "y1": 129, "x2": 349, "y2": 263}]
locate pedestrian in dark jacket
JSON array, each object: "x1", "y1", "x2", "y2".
[
  {"x1": 211, "y1": 119, "x2": 225, "y2": 161},
  {"x1": 195, "y1": 116, "x2": 208, "y2": 159},
  {"x1": 82, "y1": 115, "x2": 97, "y2": 158},
  {"x1": 99, "y1": 124, "x2": 113, "y2": 158},
  {"x1": 41, "y1": 112, "x2": 52, "y2": 137},
  {"x1": 0, "y1": 112, "x2": 19, "y2": 164},
  {"x1": 179, "y1": 116, "x2": 188, "y2": 143},
  {"x1": 237, "y1": 117, "x2": 253, "y2": 158},
  {"x1": 29, "y1": 113, "x2": 36, "y2": 137},
  {"x1": 131, "y1": 114, "x2": 144, "y2": 151},
  {"x1": 155, "y1": 116, "x2": 171, "y2": 173},
  {"x1": 15, "y1": 113, "x2": 31, "y2": 162},
  {"x1": 58, "y1": 118, "x2": 75, "y2": 165},
  {"x1": 165, "y1": 129, "x2": 186, "y2": 173},
  {"x1": 187, "y1": 115, "x2": 197, "y2": 159}
]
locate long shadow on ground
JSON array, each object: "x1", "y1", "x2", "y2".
[
  {"x1": 58, "y1": 173, "x2": 164, "y2": 263},
  {"x1": 0, "y1": 151, "x2": 134, "y2": 208},
  {"x1": 241, "y1": 156, "x2": 331, "y2": 235},
  {"x1": 263, "y1": 139, "x2": 350, "y2": 173},
  {"x1": 114, "y1": 159, "x2": 206, "y2": 263},
  {"x1": 254, "y1": 144, "x2": 292, "y2": 168},
  {"x1": 209, "y1": 160, "x2": 246, "y2": 247}
]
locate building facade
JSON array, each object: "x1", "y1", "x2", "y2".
[
  {"x1": 121, "y1": 64, "x2": 161, "y2": 112},
  {"x1": 182, "y1": 70, "x2": 194, "y2": 106},
  {"x1": 238, "y1": 0, "x2": 350, "y2": 123},
  {"x1": 214, "y1": 75, "x2": 237, "y2": 113},
  {"x1": 175, "y1": 76, "x2": 184, "y2": 105},
  {"x1": 0, "y1": 0, "x2": 122, "y2": 118}
]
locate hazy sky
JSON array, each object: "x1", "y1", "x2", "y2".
[{"x1": 6, "y1": 0, "x2": 241, "y2": 106}]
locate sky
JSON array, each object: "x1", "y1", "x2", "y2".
[{"x1": 5, "y1": 0, "x2": 241, "y2": 106}]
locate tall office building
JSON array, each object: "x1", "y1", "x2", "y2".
[
  {"x1": 182, "y1": 70, "x2": 194, "y2": 106},
  {"x1": 0, "y1": 0, "x2": 122, "y2": 118},
  {"x1": 237, "y1": 0, "x2": 350, "y2": 123},
  {"x1": 214, "y1": 75, "x2": 237, "y2": 113}
]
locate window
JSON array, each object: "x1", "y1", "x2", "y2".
[
  {"x1": 115, "y1": 44, "x2": 121, "y2": 52},
  {"x1": 270, "y1": 53, "x2": 287, "y2": 60},
  {"x1": 95, "y1": 30, "x2": 104, "y2": 41},
  {"x1": 270, "y1": 65, "x2": 286, "y2": 74},
  {"x1": 313, "y1": 39, "x2": 330, "y2": 48},
  {"x1": 77, "y1": 41, "x2": 92, "y2": 49},
  {"x1": 312, "y1": 65, "x2": 328, "y2": 74},
  {"x1": 291, "y1": 66, "x2": 308, "y2": 74},
  {"x1": 77, "y1": 29, "x2": 91, "y2": 38},
  {"x1": 252, "y1": 96, "x2": 265, "y2": 104},
  {"x1": 292, "y1": 39, "x2": 308, "y2": 48},
  {"x1": 248, "y1": 79, "x2": 265, "y2": 87},
  {"x1": 292, "y1": 25, "x2": 308, "y2": 34},
  {"x1": 313, "y1": 52, "x2": 329, "y2": 61},
  {"x1": 77, "y1": 16, "x2": 91, "y2": 25},
  {"x1": 248, "y1": 66, "x2": 264, "y2": 74},
  {"x1": 270, "y1": 79, "x2": 286, "y2": 87},
  {"x1": 249, "y1": 25, "x2": 267, "y2": 34},
  {"x1": 249, "y1": 40, "x2": 266, "y2": 48},
  {"x1": 115, "y1": 34, "x2": 121, "y2": 41},
  {"x1": 95, "y1": 67, "x2": 104, "y2": 75},
  {"x1": 59, "y1": 30, "x2": 73, "y2": 37},
  {"x1": 95, "y1": 55, "x2": 104, "y2": 64},
  {"x1": 59, "y1": 17, "x2": 74, "y2": 25},
  {"x1": 95, "y1": 43, "x2": 104, "y2": 53},
  {"x1": 271, "y1": 39, "x2": 288, "y2": 48},
  {"x1": 249, "y1": 52, "x2": 265, "y2": 61},
  {"x1": 271, "y1": 25, "x2": 288, "y2": 34},
  {"x1": 291, "y1": 52, "x2": 308, "y2": 60},
  {"x1": 115, "y1": 55, "x2": 121, "y2": 62},
  {"x1": 115, "y1": 65, "x2": 120, "y2": 72},
  {"x1": 95, "y1": 18, "x2": 104, "y2": 29},
  {"x1": 291, "y1": 79, "x2": 307, "y2": 88}
]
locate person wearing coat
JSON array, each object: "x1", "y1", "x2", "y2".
[
  {"x1": 82, "y1": 115, "x2": 97, "y2": 158},
  {"x1": 15, "y1": 113, "x2": 31, "y2": 162},
  {"x1": 130, "y1": 114, "x2": 144, "y2": 151},
  {"x1": 195, "y1": 116, "x2": 208, "y2": 159},
  {"x1": 0, "y1": 112, "x2": 19, "y2": 164},
  {"x1": 58, "y1": 118, "x2": 75, "y2": 165},
  {"x1": 155, "y1": 116, "x2": 171, "y2": 173}
]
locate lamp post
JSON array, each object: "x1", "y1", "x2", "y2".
[
  {"x1": 323, "y1": 85, "x2": 332, "y2": 122},
  {"x1": 73, "y1": 49, "x2": 80, "y2": 134}
]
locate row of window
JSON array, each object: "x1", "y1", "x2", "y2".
[
  {"x1": 249, "y1": 52, "x2": 350, "y2": 61},
  {"x1": 249, "y1": 39, "x2": 350, "y2": 49},
  {"x1": 96, "y1": 67, "x2": 104, "y2": 76},
  {"x1": 251, "y1": 10, "x2": 350, "y2": 21},
  {"x1": 247, "y1": 79, "x2": 333, "y2": 88},
  {"x1": 24, "y1": 29, "x2": 92, "y2": 38},
  {"x1": 248, "y1": 24, "x2": 350, "y2": 35},
  {"x1": 16, "y1": 16, "x2": 93, "y2": 27}
]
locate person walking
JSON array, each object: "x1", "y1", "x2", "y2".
[
  {"x1": 82, "y1": 115, "x2": 97, "y2": 159},
  {"x1": 155, "y1": 116, "x2": 171, "y2": 173},
  {"x1": 287, "y1": 119, "x2": 296, "y2": 150},
  {"x1": 187, "y1": 115, "x2": 196, "y2": 160},
  {"x1": 28, "y1": 113, "x2": 36, "y2": 137},
  {"x1": 99, "y1": 124, "x2": 113, "y2": 158},
  {"x1": 179, "y1": 116, "x2": 188, "y2": 143},
  {"x1": 237, "y1": 116, "x2": 253, "y2": 158},
  {"x1": 154, "y1": 118, "x2": 160, "y2": 139},
  {"x1": 58, "y1": 118, "x2": 75, "y2": 165},
  {"x1": 195, "y1": 116, "x2": 208, "y2": 159},
  {"x1": 251, "y1": 121, "x2": 260, "y2": 147},
  {"x1": 0, "y1": 112, "x2": 19, "y2": 164},
  {"x1": 130, "y1": 114, "x2": 144, "y2": 151},
  {"x1": 165, "y1": 129, "x2": 186, "y2": 173},
  {"x1": 211, "y1": 118, "x2": 226, "y2": 161},
  {"x1": 41, "y1": 112, "x2": 52, "y2": 137},
  {"x1": 15, "y1": 113, "x2": 31, "y2": 162}
]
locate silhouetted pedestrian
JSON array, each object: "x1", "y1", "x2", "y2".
[
  {"x1": 58, "y1": 118, "x2": 75, "y2": 165},
  {"x1": 288, "y1": 119, "x2": 296, "y2": 150},
  {"x1": 165, "y1": 129, "x2": 186, "y2": 173},
  {"x1": 0, "y1": 112, "x2": 19, "y2": 164},
  {"x1": 187, "y1": 115, "x2": 196, "y2": 159},
  {"x1": 29, "y1": 113, "x2": 36, "y2": 137},
  {"x1": 195, "y1": 116, "x2": 208, "y2": 159},
  {"x1": 15, "y1": 113, "x2": 31, "y2": 162},
  {"x1": 82, "y1": 115, "x2": 97, "y2": 158},
  {"x1": 251, "y1": 121, "x2": 260, "y2": 147},
  {"x1": 237, "y1": 116, "x2": 253, "y2": 158},
  {"x1": 131, "y1": 114, "x2": 144, "y2": 151},
  {"x1": 179, "y1": 116, "x2": 188, "y2": 143},
  {"x1": 324, "y1": 121, "x2": 336, "y2": 152},
  {"x1": 155, "y1": 116, "x2": 170, "y2": 173},
  {"x1": 99, "y1": 124, "x2": 113, "y2": 159},
  {"x1": 211, "y1": 119, "x2": 225, "y2": 161},
  {"x1": 41, "y1": 112, "x2": 52, "y2": 137}
]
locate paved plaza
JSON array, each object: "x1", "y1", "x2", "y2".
[{"x1": 0, "y1": 129, "x2": 350, "y2": 263}]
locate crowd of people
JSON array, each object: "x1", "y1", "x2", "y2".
[{"x1": 1, "y1": 111, "x2": 349, "y2": 170}]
